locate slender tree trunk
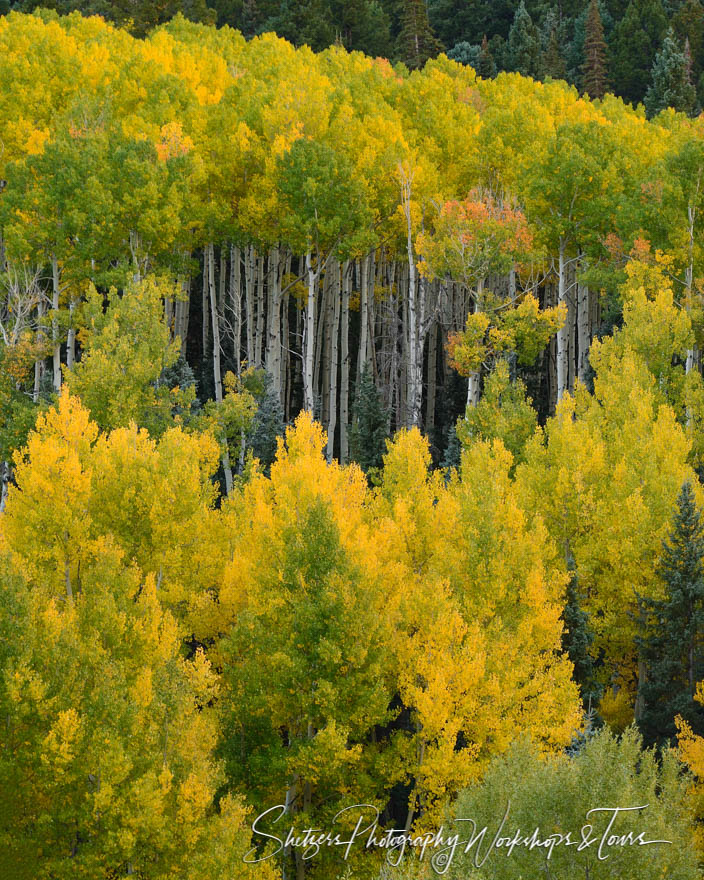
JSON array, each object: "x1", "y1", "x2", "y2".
[
  {"x1": 66, "y1": 297, "x2": 76, "y2": 370},
  {"x1": 208, "y1": 242, "x2": 233, "y2": 496},
  {"x1": 577, "y1": 278, "x2": 590, "y2": 384},
  {"x1": 177, "y1": 273, "x2": 191, "y2": 358},
  {"x1": 202, "y1": 250, "x2": 209, "y2": 358},
  {"x1": 357, "y1": 254, "x2": 370, "y2": 384},
  {"x1": 405, "y1": 235, "x2": 419, "y2": 426},
  {"x1": 34, "y1": 298, "x2": 44, "y2": 403},
  {"x1": 466, "y1": 278, "x2": 484, "y2": 409},
  {"x1": 245, "y1": 245, "x2": 255, "y2": 365},
  {"x1": 303, "y1": 250, "x2": 317, "y2": 413},
  {"x1": 326, "y1": 259, "x2": 340, "y2": 463},
  {"x1": 567, "y1": 258, "x2": 576, "y2": 394},
  {"x1": 231, "y1": 244, "x2": 241, "y2": 374},
  {"x1": 265, "y1": 246, "x2": 282, "y2": 393},
  {"x1": 426, "y1": 319, "x2": 438, "y2": 434},
  {"x1": 556, "y1": 238, "x2": 569, "y2": 403},
  {"x1": 51, "y1": 254, "x2": 61, "y2": 392},
  {"x1": 255, "y1": 253, "x2": 265, "y2": 367},
  {"x1": 340, "y1": 261, "x2": 351, "y2": 464}
]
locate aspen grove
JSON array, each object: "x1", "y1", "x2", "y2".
[{"x1": 4, "y1": 8, "x2": 704, "y2": 880}]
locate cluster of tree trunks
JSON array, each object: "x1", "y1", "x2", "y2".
[{"x1": 160, "y1": 244, "x2": 602, "y2": 462}]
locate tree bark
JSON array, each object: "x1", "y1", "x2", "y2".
[
  {"x1": 255, "y1": 253, "x2": 265, "y2": 368},
  {"x1": 303, "y1": 250, "x2": 317, "y2": 413},
  {"x1": 556, "y1": 238, "x2": 569, "y2": 404},
  {"x1": 245, "y1": 245, "x2": 255, "y2": 366},
  {"x1": 208, "y1": 242, "x2": 233, "y2": 496},
  {"x1": 231, "y1": 244, "x2": 241, "y2": 374},
  {"x1": 426, "y1": 319, "x2": 438, "y2": 434},
  {"x1": 51, "y1": 254, "x2": 61, "y2": 392},
  {"x1": 340, "y1": 260, "x2": 351, "y2": 464},
  {"x1": 326, "y1": 259, "x2": 340, "y2": 463},
  {"x1": 577, "y1": 278, "x2": 590, "y2": 384}
]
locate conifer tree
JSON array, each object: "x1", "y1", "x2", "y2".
[
  {"x1": 245, "y1": 371, "x2": 285, "y2": 475},
  {"x1": 673, "y1": 0, "x2": 704, "y2": 86},
  {"x1": 478, "y1": 33, "x2": 496, "y2": 77},
  {"x1": 645, "y1": 28, "x2": 697, "y2": 116},
  {"x1": 506, "y1": 0, "x2": 542, "y2": 79},
  {"x1": 637, "y1": 482, "x2": 704, "y2": 746},
  {"x1": 543, "y1": 26, "x2": 568, "y2": 80},
  {"x1": 398, "y1": 0, "x2": 443, "y2": 70},
  {"x1": 582, "y1": 0, "x2": 608, "y2": 98},
  {"x1": 349, "y1": 367, "x2": 389, "y2": 476},
  {"x1": 562, "y1": 567, "x2": 603, "y2": 711},
  {"x1": 610, "y1": 0, "x2": 668, "y2": 105}
]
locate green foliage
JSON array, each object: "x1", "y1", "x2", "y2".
[
  {"x1": 610, "y1": 0, "x2": 668, "y2": 105},
  {"x1": 448, "y1": 727, "x2": 700, "y2": 880},
  {"x1": 457, "y1": 360, "x2": 537, "y2": 468},
  {"x1": 583, "y1": 0, "x2": 608, "y2": 97},
  {"x1": 243, "y1": 369, "x2": 285, "y2": 474},
  {"x1": 397, "y1": 0, "x2": 442, "y2": 69},
  {"x1": 645, "y1": 28, "x2": 697, "y2": 116},
  {"x1": 276, "y1": 138, "x2": 370, "y2": 256},
  {"x1": 66, "y1": 278, "x2": 194, "y2": 434},
  {"x1": 562, "y1": 567, "x2": 603, "y2": 710},
  {"x1": 637, "y1": 482, "x2": 704, "y2": 745},
  {"x1": 349, "y1": 367, "x2": 389, "y2": 476},
  {"x1": 14, "y1": 0, "x2": 216, "y2": 35},
  {"x1": 506, "y1": 0, "x2": 542, "y2": 79}
]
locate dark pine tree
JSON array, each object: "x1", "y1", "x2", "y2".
[
  {"x1": 673, "y1": 0, "x2": 704, "y2": 87},
  {"x1": 398, "y1": 0, "x2": 443, "y2": 69},
  {"x1": 441, "y1": 422, "x2": 461, "y2": 472},
  {"x1": 561, "y1": 566, "x2": 602, "y2": 711},
  {"x1": 506, "y1": 0, "x2": 542, "y2": 78},
  {"x1": 478, "y1": 33, "x2": 497, "y2": 77},
  {"x1": 246, "y1": 372, "x2": 285, "y2": 476},
  {"x1": 636, "y1": 482, "x2": 704, "y2": 747},
  {"x1": 645, "y1": 28, "x2": 697, "y2": 116},
  {"x1": 610, "y1": 0, "x2": 668, "y2": 105},
  {"x1": 583, "y1": 0, "x2": 608, "y2": 97},
  {"x1": 543, "y1": 26, "x2": 568, "y2": 80},
  {"x1": 349, "y1": 368, "x2": 389, "y2": 477}
]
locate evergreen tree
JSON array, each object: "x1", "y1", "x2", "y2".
[
  {"x1": 561, "y1": 567, "x2": 603, "y2": 711},
  {"x1": 673, "y1": 0, "x2": 704, "y2": 86},
  {"x1": 246, "y1": 372, "x2": 285, "y2": 475},
  {"x1": 506, "y1": 0, "x2": 542, "y2": 78},
  {"x1": 637, "y1": 482, "x2": 704, "y2": 746},
  {"x1": 442, "y1": 422, "x2": 461, "y2": 471},
  {"x1": 478, "y1": 33, "x2": 497, "y2": 77},
  {"x1": 263, "y1": 0, "x2": 336, "y2": 51},
  {"x1": 397, "y1": 0, "x2": 443, "y2": 69},
  {"x1": 645, "y1": 28, "x2": 697, "y2": 115},
  {"x1": 349, "y1": 368, "x2": 389, "y2": 476},
  {"x1": 543, "y1": 26, "x2": 568, "y2": 79},
  {"x1": 583, "y1": 0, "x2": 608, "y2": 97},
  {"x1": 447, "y1": 40, "x2": 481, "y2": 68},
  {"x1": 610, "y1": 0, "x2": 668, "y2": 105},
  {"x1": 328, "y1": 0, "x2": 393, "y2": 56}
]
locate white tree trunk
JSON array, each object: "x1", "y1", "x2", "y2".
[
  {"x1": 208, "y1": 242, "x2": 233, "y2": 496},
  {"x1": 326, "y1": 259, "x2": 341, "y2": 463},
  {"x1": 265, "y1": 246, "x2": 282, "y2": 393},
  {"x1": 255, "y1": 254, "x2": 265, "y2": 368},
  {"x1": 577, "y1": 279, "x2": 590, "y2": 383},
  {"x1": 231, "y1": 244, "x2": 241, "y2": 374},
  {"x1": 245, "y1": 245, "x2": 255, "y2": 366},
  {"x1": 340, "y1": 260, "x2": 351, "y2": 464},
  {"x1": 556, "y1": 238, "x2": 569, "y2": 403},
  {"x1": 51, "y1": 254, "x2": 61, "y2": 392},
  {"x1": 303, "y1": 250, "x2": 317, "y2": 413}
]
